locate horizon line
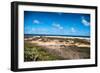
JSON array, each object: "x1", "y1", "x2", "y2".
[{"x1": 24, "y1": 34, "x2": 90, "y2": 37}]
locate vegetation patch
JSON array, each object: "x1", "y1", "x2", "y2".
[{"x1": 24, "y1": 42, "x2": 63, "y2": 62}]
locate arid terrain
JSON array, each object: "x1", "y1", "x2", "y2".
[{"x1": 24, "y1": 36, "x2": 90, "y2": 62}]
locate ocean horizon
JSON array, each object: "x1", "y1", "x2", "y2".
[{"x1": 24, "y1": 34, "x2": 90, "y2": 38}]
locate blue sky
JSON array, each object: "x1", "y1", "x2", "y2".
[{"x1": 24, "y1": 11, "x2": 90, "y2": 36}]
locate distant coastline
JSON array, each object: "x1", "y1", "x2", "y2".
[{"x1": 24, "y1": 34, "x2": 90, "y2": 38}]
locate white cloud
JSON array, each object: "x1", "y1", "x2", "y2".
[
  {"x1": 71, "y1": 27, "x2": 76, "y2": 33},
  {"x1": 81, "y1": 17, "x2": 90, "y2": 26},
  {"x1": 52, "y1": 23, "x2": 63, "y2": 30},
  {"x1": 33, "y1": 19, "x2": 40, "y2": 24}
]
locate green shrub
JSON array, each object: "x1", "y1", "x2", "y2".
[{"x1": 24, "y1": 42, "x2": 63, "y2": 62}]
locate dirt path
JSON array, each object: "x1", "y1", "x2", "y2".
[
  {"x1": 29, "y1": 39, "x2": 90, "y2": 59},
  {"x1": 34, "y1": 44, "x2": 81, "y2": 59}
]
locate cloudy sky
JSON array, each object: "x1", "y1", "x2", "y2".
[{"x1": 24, "y1": 11, "x2": 90, "y2": 36}]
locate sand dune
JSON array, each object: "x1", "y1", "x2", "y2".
[{"x1": 25, "y1": 36, "x2": 90, "y2": 60}]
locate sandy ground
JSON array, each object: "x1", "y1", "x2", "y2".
[{"x1": 25, "y1": 37, "x2": 90, "y2": 59}]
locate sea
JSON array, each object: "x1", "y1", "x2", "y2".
[{"x1": 24, "y1": 34, "x2": 90, "y2": 38}]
